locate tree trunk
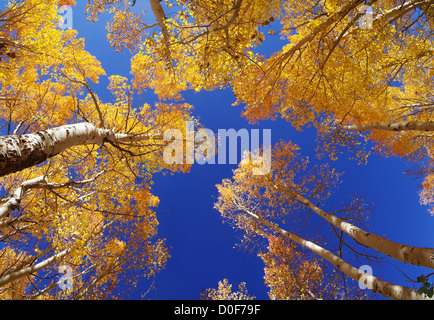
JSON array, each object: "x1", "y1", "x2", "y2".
[
  {"x1": 342, "y1": 121, "x2": 434, "y2": 132},
  {"x1": 149, "y1": 0, "x2": 171, "y2": 59},
  {"x1": 0, "y1": 122, "x2": 160, "y2": 177},
  {"x1": 0, "y1": 175, "x2": 45, "y2": 219},
  {"x1": 0, "y1": 123, "x2": 109, "y2": 177},
  {"x1": 0, "y1": 248, "x2": 70, "y2": 287},
  {"x1": 243, "y1": 208, "x2": 432, "y2": 300},
  {"x1": 291, "y1": 191, "x2": 434, "y2": 270}
]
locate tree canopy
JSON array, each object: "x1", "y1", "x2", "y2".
[{"x1": 1, "y1": 0, "x2": 434, "y2": 300}]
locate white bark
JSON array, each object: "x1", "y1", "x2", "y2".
[
  {"x1": 0, "y1": 122, "x2": 160, "y2": 177},
  {"x1": 0, "y1": 172, "x2": 105, "y2": 227},
  {"x1": 291, "y1": 192, "x2": 434, "y2": 270},
  {"x1": 377, "y1": 0, "x2": 434, "y2": 21},
  {"x1": 26, "y1": 266, "x2": 93, "y2": 300},
  {"x1": 243, "y1": 208, "x2": 432, "y2": 300},
  {"x1": 348, "y1": 0, "x2": 434, "y2": 33},
  {"x1": 0, "y1": 213, "x2": 28, "y2": 229},
  {"x1": 0, "y1": 122, "x2": 105, "y2": 177},
  {"x1": 0, "y1": 175, "x2": 45, "y2": 219},
  {"x1": 341, "y1": 121, "x2": 434, "y2": 132},
  {"x1": 0, "y1": 248, "x2": 70, "y2": 287}
]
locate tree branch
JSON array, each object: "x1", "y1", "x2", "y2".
[{"x1": 341, "y1": 121, "x2": 434, "y2": 132}]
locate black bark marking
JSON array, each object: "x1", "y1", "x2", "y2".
[{"x1": 0, "y1": 134, "x2": 49, "y2": 177}]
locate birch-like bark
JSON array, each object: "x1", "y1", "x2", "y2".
[
  {"x1": 0, "y1": 172, "x2": 105, "y2": 227},
  {"x1": 0, "y1": 122, "x2": 160, "y2": 177},
  {"x1": 279, "y1": 0, "x2": 430, "y2": 65},
  {"x1": 0, "y1": 248, "x2": 70, "y2": 287},
  {"x1": 72, "y1": 260, "x2": 118, "y2": 300},
  {"x1": 345, "y1": 0, "x2": 434, "y2": 35},
  {"x1": 290, "y1": 191, "x2": 434, "y2": 270},
  {"x1": 0, "y1": 213, "x2": 28, "y2": 229},
  {"x1": 0, "y1": 123, "x2": 106, "y2": 177},
  {"x1": 242, "y1": 208, "x2": 432, "y2": 300},
  {"x1": 0, "y1": 175, "x2": 45, "y2": 219},
  {"x1": 26, "y1": 266, "x2": 93, "y2": 300},
  {"x1": 341, "y1": 121, "x2": 434, "y2": 132}
]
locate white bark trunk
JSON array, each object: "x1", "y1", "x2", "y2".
[
  {"x1": 0, "y1": 175, "x2": 45, "y2": 219},
  {"x1": 291, "y1": 192, "x2": 434, "y2": 269},
  {"x1": 0, "y1": 172, "x2": 105, "y2": 226},
  {"x1": 0, "y1": 122, "x2": 107, "y2": 177},
  {"x1": 26, "y1": 266, "x2": 93, "y2": 300},
  {"x1": 377, "y1": 0, "x2": 434, "y2": 21},
  {"x1": 345, "y1": 0, "x2": 434, "y2": 36},
  {"x1": 244, "y1": 208, "x2": 432, "y2": 300},
  {"x1": 0, "y1": 248, "x2": 70, "y2": 287},
  {"x1": 0, "y1": 122, "x2": 159, "y2": 177},
  {"x1": 342, "y1": 121, "x2": 434, "y2": 132}
]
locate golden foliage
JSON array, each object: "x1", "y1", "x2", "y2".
[
  {"x1": 0, "y1": 0, "x2": 196, "y2": 299},
  {"x1": 200, "y1": 278, "x2": 254, "y2": 300}
]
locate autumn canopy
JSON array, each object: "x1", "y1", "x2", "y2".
[{"x1": 0, "y1": 0, "x2": 433, "y2": 300}]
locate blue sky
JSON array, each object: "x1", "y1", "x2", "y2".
[{"x1": 69, "y1": 2, "x2": 434, "y2": 300}]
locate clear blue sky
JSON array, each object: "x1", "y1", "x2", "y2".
[{"x1": 70, "y1": 2, "x2": 434, "y2": 300}]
